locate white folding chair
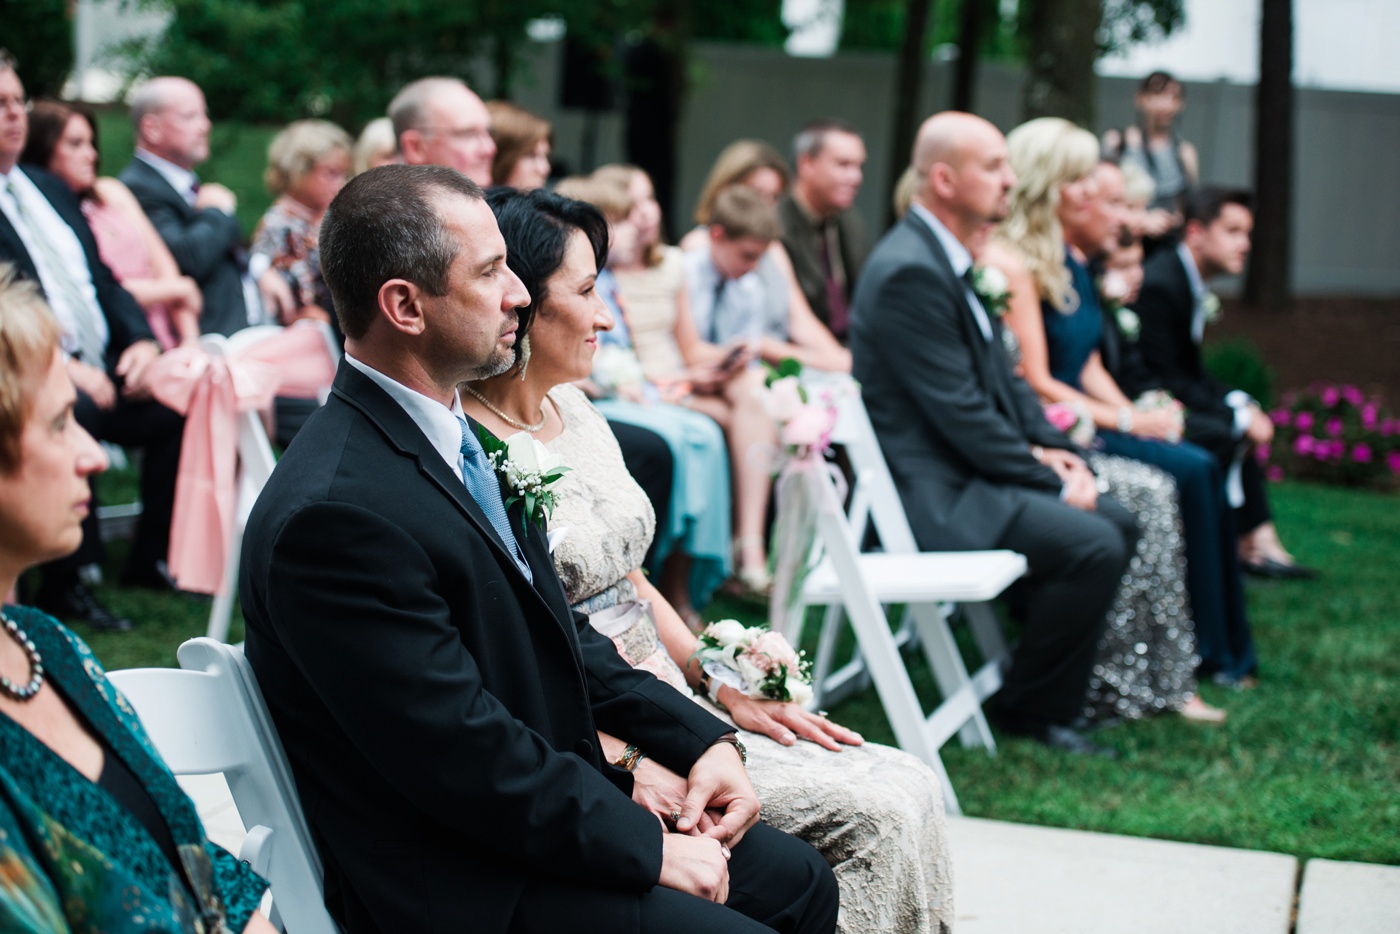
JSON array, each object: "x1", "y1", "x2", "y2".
[
  {"x1": 775, "y1": 377, "x2": 1026, "y2": 768},
  {"x1": 108, "y1": 638, "x2": 339, "y2": 934},
  {"x1": 776, "y1": 460, "x2": 1025, "y2": 815},
  {"x1": 204, "y1": 324, "x2": 339, "y2": 641}
]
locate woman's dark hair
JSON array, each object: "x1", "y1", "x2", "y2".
[
  {"x1": 21, "y1": 100, "x2": 100, "y2": 196},
  {"x1": 1139, "y1": 71, "x2": 1182, "y2": 96},
  {"x1": 485, "y1": 186, "x2": 609, "y2": 341}
]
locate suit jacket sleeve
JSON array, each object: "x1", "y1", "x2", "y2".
[
  {"x1": 264, "y1": 500, "x2": 669, "y2": 892},
  {"x1": 126, "y1": 175, "x2": 243, "y2": 281},
  {"x1": 1131, "y1": 275, "x2": 1232, "y2": 415},
  {"x1": 879, "y1": 262, "x2": 1064, "y2": 491}
]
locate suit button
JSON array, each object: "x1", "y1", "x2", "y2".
[{"x1": 574, "y1": 740, "x2": 594, "y2": 758}]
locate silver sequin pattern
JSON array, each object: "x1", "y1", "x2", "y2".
[{"x1": 1084, "y1": 453, "x2": 1200, "y2": 720}]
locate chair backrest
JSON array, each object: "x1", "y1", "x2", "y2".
[
  {"x1": 823, "y1": 383, "x2": 920, "y2": 555},
  {"x1": 108, "y1": 639, "x2": 339, "y2": 934}
]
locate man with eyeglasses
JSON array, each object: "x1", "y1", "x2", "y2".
[{"x1": 390, "y1": 76, "x2": 497, "y2": 187}]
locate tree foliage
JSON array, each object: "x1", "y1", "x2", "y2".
[{"x1": 2, "y1": 0, "x2": 76, "y2": 99}]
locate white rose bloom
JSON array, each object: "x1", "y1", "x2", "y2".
[
  {"x1": 531, "y1": 438, "x2": 563, "y2": 475},
  {"x1": 978, "y1": 265, "x2": 1009, "y2": 295},
  {"x1": 764, "y1": 376, "x2": 804, "y2": 422},
  {"x1": 504, "y1": 432, "x2": 541, "y2": 472},
  {"x1": 735, "y1": 654, "x2": 768, "y2": 690},
  {"x1": 706, "y1": 619, "x2": 749, "y2": 646},
  {"x1": 786, "y1": 678, "x2": 814, "y2": 706}
]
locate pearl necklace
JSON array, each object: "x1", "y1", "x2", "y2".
[
  {"x1": 0, "y1": 611, "x2": 44, "y2": 702},
  {"x1": 462, "y1": 386, "x2": 547, "y2": 433}
]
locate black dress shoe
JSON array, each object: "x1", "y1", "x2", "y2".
[
  {"x1": 36, "y1": 583, "x2": 133, "y2": 632},
  {"x1": 991, "y1": 708, "x2": 1119, "y2": 758},
  {"x1": 120, "y1": 560, "x2": 179, "y2": 592},
  {"x1": 1242, "y1": 557, "x2": 1319, "y2": 580}
]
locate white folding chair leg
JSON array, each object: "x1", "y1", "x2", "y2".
[{"x1": 909, "y1": 603, "x2": 997, "y2": 751}]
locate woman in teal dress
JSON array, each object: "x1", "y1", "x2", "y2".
[{"x1": 0, "y1": 267, "x2": 271, "y2": 933}]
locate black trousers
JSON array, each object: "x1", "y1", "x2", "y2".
[
  {"x1": 1184, "y1": 410, "x2": 1272, "y2": 535},
  {"x1": 39, "y1": 389, "x2": 183, "y2": 589},
  {"x1": 610, "y1": 420, "x2": 675, "y2": 568},
  {"x1": 508, "y1": 821, "x2": 839, "y2": 934},
  {"x1": 994, "y1": 492, "x2": 1137, "y2": 726}
]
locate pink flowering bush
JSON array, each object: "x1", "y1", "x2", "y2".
[{"x1": 1268, "y1": 383, "x2": 1400, "y2": 490}]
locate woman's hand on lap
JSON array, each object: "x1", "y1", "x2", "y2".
[{"x1": 720, "y1": 687, "x2": 863, "y2": 752}]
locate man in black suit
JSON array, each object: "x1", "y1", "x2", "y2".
[
  {"x1": 1129, "y1": 186, "x2": 1313, "y2": 578},
  {"x1": 119, "y1": 77, "x2": 261, "y2": 336},
  {"x1": 851, "y1": 112, "x2": 1136, "y2": 755},
  {"x1": 0, "y1": 52, "x2": 182, "y2": 628},
  {"x1": 240, "y1": 164, "x2": 837, "y2": 934}
]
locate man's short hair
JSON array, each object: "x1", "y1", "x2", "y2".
[
  {"x1": 792, "y1": 118, "x2": 860, "y2": 163},
  {"x1": 318, "y1": 164, "x2": 483, "y2": 340},
  {"x1": 388, "y1": 77, "x2": 467, "y2": 148},
  {"x1": 128, "y1": 79, "x2": 175, "y2": 130},
  {"x1": 1184, "y1": 186, "x2": 1254, "y2": 229},
  {"x1": 709, "y1": 185, "x2": 782, "y2": 242}
]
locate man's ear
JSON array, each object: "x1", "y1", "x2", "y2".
[
  {"x1": 398, "y1": 130, "x2": 425, "y2": 165},
  {"x1": 377, "y1": 279, "x2": 426, "y2": 336},
  {"x1": 929, "y1": 163, "x2": 957, "y2": 202}
]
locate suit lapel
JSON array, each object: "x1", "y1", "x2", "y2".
[{"x1": 125, "y1": 157, "x2": 195, "y2": 219}]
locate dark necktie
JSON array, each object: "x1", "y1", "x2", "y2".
[
  {"x1": 457, "y1": 418, "x2": 533, "y2": 583},
  {"x1": 819, "y1": 223, "x2": 849, "y2": 339}
]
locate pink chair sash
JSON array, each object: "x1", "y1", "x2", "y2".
[{"x1": 147, "y1": 323, "x2": 337, "y2": 595}]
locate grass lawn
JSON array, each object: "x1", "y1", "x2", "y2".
[{"x1": 63, "y1": 478, "x2": 1400, "y2": 865}]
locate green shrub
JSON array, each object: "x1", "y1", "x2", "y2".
[{"x1": 1204, "y1": 337, "x2": 1275, "y2": 409}]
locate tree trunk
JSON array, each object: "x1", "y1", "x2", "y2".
[
  {"x1": 1244, "y1": 0, "x2": 1294, "y2": 308},
  {"x1": 1021, "y1": 0, "x2": 1102, "y2": 126},
  {"x1": 951, "y1": 0, "x2": 986, "y2": 112},
  {"x1": 886, "y1": 0, "x2": 937, "y2": 227}
]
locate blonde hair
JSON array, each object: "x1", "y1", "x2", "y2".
[
  {"x1": 264, "y1": 119, "x2": 352, "y2": 195},
  {"x1": 554, "y1": 174, "x2": 632, "y2": 223},
  {"x1": 891, "y1": 165, "x2": 916, "y2": 219},
  {"x1": 995, "y1": 117, "x2": 1100, "y2": 310},
  {"x1": 593, "y1": 163, "x2": 667, "y2": 267},
  {"x1": 0, "y1": 265, "x2": 63, "y2": 473},
  {"x1": 1119, "y1": 158, "x2": 1156, "y2": 207},
  {"x1": 486, "y1": 100, "x2": 551, "y2": 187},
  {"x1": 352, "y1": 117, "x2": 397, "y2": 177},
  {"x1": 693, "y1": 140, "x2": 789, "y2": 226}
]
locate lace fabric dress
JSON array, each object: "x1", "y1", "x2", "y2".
[{"x1": 546, "y1": 384, "x2": 955, "y2": 934}]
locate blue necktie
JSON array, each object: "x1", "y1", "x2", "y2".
[{"x1": 458, "y1": 419, "x2": 533, "y2": 583}]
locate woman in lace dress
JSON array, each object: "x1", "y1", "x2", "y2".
[{"x1": 463, "y1": 188, "x2": 954, "y2": 934}]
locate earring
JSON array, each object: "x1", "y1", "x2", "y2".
[{"x1": 517, "y1": 334, "x2": 531, "y2": 380}]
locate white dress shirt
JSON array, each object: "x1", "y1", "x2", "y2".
[
  {"x1": 344, "y1": 353, "x2": 467, "y2": 473},
  {"x1": 135, "y1": 148, "x2": 200, "y2": 207},
  {"x1": 909, "y1": 201, "x2": 993, "y2": 341},
  {"x1": 0, "y1": 166, "x2": 110, "y2": 359}
]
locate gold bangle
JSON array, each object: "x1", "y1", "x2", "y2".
[{"x1": 614, "y1": 744, "x2": 647, "y2": 771}]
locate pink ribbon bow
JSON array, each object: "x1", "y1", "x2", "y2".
[{"x1": 146, "y1": 323, "x2": 337, "y2": 595}]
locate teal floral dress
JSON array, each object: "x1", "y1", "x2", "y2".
[{"x1": 0, "y1": 605, "x2": 267, "y2": 933}]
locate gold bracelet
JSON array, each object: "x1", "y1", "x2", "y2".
[{"x1": 614, "y1": 744, "x2": 647, "y2": 771}]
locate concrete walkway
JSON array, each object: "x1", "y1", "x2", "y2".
[{"x1": 180, "y1": 775, "x2": 1400, "y2": 932}]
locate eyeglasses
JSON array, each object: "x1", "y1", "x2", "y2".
[
  {"x1": 0, "y1": 95, "x2": 29, "y2": 112},
  {"x1": 419, "y1": 125, "x2": 492, "y2": 144}
]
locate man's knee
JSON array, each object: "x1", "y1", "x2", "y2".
[{"x1": 727, "y1": 823, "x2": 838, "y2": 934}]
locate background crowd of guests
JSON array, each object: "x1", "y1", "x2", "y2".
[{"x1": 0, "y1": 42, "x2": 1319, "y2": 932}]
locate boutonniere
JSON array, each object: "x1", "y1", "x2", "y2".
[
  {"x1": 1201, "y1": 291, "x2": 1222, "y2": 325},
  {"x1": 477, "y1": 427, "x2": 571, "y2": 537},
  {"x1": 1115, "y1": 308, "x2": 1141, "y2": 342},
  {"x1": 970, "y1": 265, "x2": 1011, "y2": 317},
  {"x1": 691, "y1": 619, "x2": 814, "y2": 705}
]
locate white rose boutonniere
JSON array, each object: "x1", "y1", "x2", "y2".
[
  {"x1": 1116, "y1": 308, "x2": 1141, "y2": 342},
  {"x1": 478, "y1": 427, "x2": 571, "y2": 537},
  {"x1": 971, "y1": 265, "x2": 1011, "y2": 317},
  {"x1": 1201, "y1": 292, "x2": 1222, "y2": 326}
]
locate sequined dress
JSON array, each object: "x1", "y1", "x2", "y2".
[{"x1": 546, "y1": 384, "x2": 955, "y2": 934}]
